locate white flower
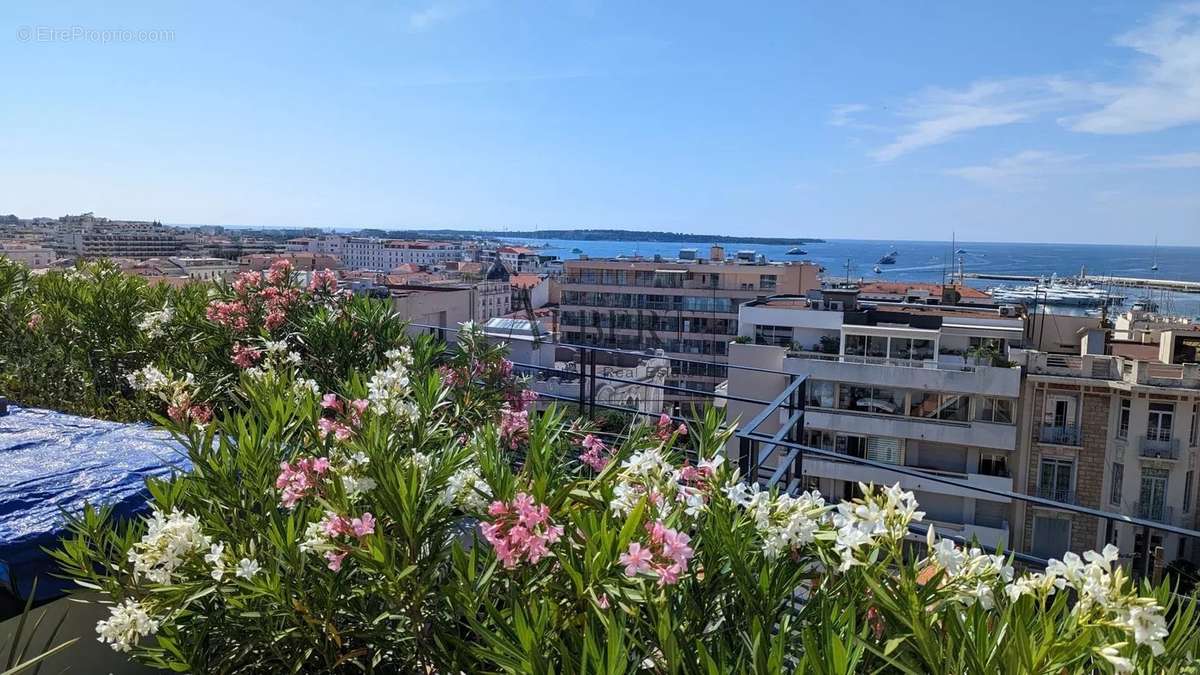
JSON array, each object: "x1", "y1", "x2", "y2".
[
  {"x1": 342, "y1": 474, "x2": 377, "y2": 499},
  {"x1": 95, "y1": 599, "x2": 159, "y2": 652},
  {"x1": 205, "y1": 542, "x2": 226, "y2": 581},
  {"x1": 1098, "y1": 646, "x2": 1134, "y2": 674},
  {"x1": 137, "y1": 305, "x2": 173, "y2": 338},
  {"x1": 300, "y1": 521, "x2": 327, "y2": 554},
  {"x1": 1122, "y1": 604, "x2": 1168, "y2": 655},
  {"x1": 126, "y1": 364, "x2": 169, "y2": 392},
  {"x1": 367, "y1": 349, "x2": 414, "y2": 418},
  {"x1": 443, "y1": 464, "x2": 492, "y2": 512},
  {"x1": 292, "y1": 377, "x2": 321, "y2": 397},
  {"x1": 235, "y1": 558, "x2": 261, "y2": 580},
  {"x1": 127, "y1": 508, "x2": 210, "y2": 584}
]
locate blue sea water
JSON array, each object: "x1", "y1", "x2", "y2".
[{"x1": 505, "y1": 237, "x2": 1200, "y2": 317}]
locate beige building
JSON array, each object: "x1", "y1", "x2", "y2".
[
  {"x1": 1010, "y1": 319, "x2": 1200, "y2": 573},
  {"x1": 724, "y1": 288, "x2": 1024, "y2": 550},
  {"x1": 0, "y1": 241, "x2": 56, "y2": 267},
  {"x1": 558, "y1": 247, "x2": 820, "y2": 397}
]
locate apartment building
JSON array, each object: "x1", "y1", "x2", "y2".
[
  {"x1": 723, "y1": 287, "x2": 1024, "y2": 550},
  {"x1": 557, "y1": 247, "x2": 820, "y2": 396},
  {"x1": 287, "y1": 236, "x2": 466, "y2": 270},
  {"x1": 43, "y1": 213, "x2": 189, "y2": 259},
  {"x1": 0, "y1": 241, "x2": 56, "y2": 267},
  {"x1": 1010, "y1": 323, "x2": 1200, "y2": 572}
]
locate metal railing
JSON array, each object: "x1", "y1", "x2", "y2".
[
  {"x1": 1135, "y1": 501, "x2": 1174, "y2": 524},
  {"x1": 1037, "y1": 423, "x2": 1081, "y2": 446},
  {"x1": 1035, "y1": 485, "x2": 1076, "y2": 505},
  {"x1": 413, "y1": 321, "x2": 1200, "y2": 579},
  {"x1": 1139, "y1": 436, "x2": 1181, "y2": 460}
]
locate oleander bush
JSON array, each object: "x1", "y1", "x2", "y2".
[
  {"x1": 0, "y1": 257, "x2": 409, "y2": 421},
  {"x1": 6, "y1": 257, "x2": 1200, "y2": 672},
  {"x1": 51, "y1": 325, "x2": 1200, "y2": 673}
]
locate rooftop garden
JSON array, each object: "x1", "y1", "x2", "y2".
[{"x1": 2, "y1": 257, "x2": 1199, "y2": 673}]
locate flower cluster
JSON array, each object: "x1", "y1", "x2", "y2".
[
  {"x1": 829, "y1": 484, "x2": 924, "y2": 572},
  {"x1": 579, "y1": 433, "x2": 612, "y2": 471},
  {"x1": 498, "y1": 406, "x2": 530, "y2": 449},
  {"x1": 301, "y1": 511, "x2": 376, "y2": 571},
  {"x1": 922, "y1": 526, "x2": 1014, "y2": 609},
  {"x1": 206, "y1": 260, "x2": 304, "y2": 334},
  {"x1": 127, "y1": 508, "x2": 211, "y2": 584},
  {"x1": 96, "y1": 599, "x2": 159, "y2": 652},
  {"x1": 231, "y1": 343, "x2": 263, "y2": 369},
  {"x1": 318, "y1": 393, "x2": 369, "y2": 442},
  {"x1": 1006, "y1": 544, "x2": 1169, "y2": 658},
  {"x1": 619, "y1": 520, "x2": 694, "y2": 586},
  {"x1": 127, "y1": 366, "x2": 211, "y2": 425},
  {"x1": 366, "y1": 347, "x2": 416, "y2": 419},
  {"x1": 443, "y1": 463, "x2": 492, "y2": 512},
  {"x1": 725, "y1": 482, "x2": 827, "y2": 560},
  {"x1": 482, "y1": 493, "x2": 563, "y2": 569},
  {"x1": 610, "y1": 447, "x2": 723, "y2": 520},
  {"x1": 275, "y1": 456, "x2": 331, "y2": 509},
  {"x1": 137, "y1": 304, "x2": 173, "y2": 338},
  {"x1": 204, "y1": 542, "x2": 261, "y2": 582},
  {"x1": 654, "y1": 413, "x2": 687, "y2": 443},
  {"x1": 242, "y1": 340, "x2": 303, "y2": 380},
  {"x1": 506, "y1": 387, "x2": 539, "y2": 413}
]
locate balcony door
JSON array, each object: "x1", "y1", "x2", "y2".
[
  {"x1": 1039, "y1": 457, "x2": 1074, "y2": 502},
  {"x1": 1044, "y1": 395, "x2": 1076, "y2": 429},
  {"x1": 1147, "y1": 403, "x2": 1174, "y2": 442},
  {"x1": 1140, "y1": 468, "x2": 1169, "y2": 521}
]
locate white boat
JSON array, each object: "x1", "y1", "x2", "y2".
[{"x1": 988, "y1": 275, "x2": 1126, "y2": 308}]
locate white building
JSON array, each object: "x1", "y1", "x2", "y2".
[
  {"x1": 724, "y1": 288, "x2": 1025, "y2": 550},
  {"x1": 287, "y1": 235, "x2": 466, "y2": 270},
  {"x1": 0, "y1": 241, "x2": 56, "y2": 268}
]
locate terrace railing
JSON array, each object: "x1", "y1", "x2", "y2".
[{"x1": 411, "y1": 321, "x2": 1200, "y2": 580}]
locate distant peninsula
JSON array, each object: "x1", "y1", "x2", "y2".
[{"x1": 371, "y1": 229, "x2": 825, "y2": 245}]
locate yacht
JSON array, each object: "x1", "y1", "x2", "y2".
[
  {"x1": 787, "y1": 247, "x2": 807, "y2": 255},
  {"x1": 571, "y1": 247, "x2": 583, "y2": 254},
  {"x1": 988, "y1": 275, "x2": 1126, "y2": 308},
  {"x1": 877, "y1": 253, "x2": 897, "y2": 265},
  {"x1": 955, "y1": 248, "x2": 967, "y2": 255}
]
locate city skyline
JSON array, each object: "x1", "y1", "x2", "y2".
[{"x1": 3, "y1": 1, "x2": 1199, "y2": 244}]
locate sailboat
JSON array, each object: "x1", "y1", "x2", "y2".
[{"x1": 1151, "y1": 237, "x2": 1159, "y2": 272}]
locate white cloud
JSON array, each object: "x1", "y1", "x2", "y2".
[
  {"x1": 944, "y1": 150, "x2": 1085, "y2": 189},
  {"x1": 1067, "y1": 3, "x2": 1200, "y2": 134},
  {"x1": 828, "y1": 103, "x2": 868, "y2": 127},
  {"x1": 1130, "y1": 151, "x2": 1200, "y2": 168},
  {"x1": 407, "y1": 0, "x2": 483, "y2": 32},
  {"x1": 860, "y1": 4, "x2": 1200, "y2": 160}
]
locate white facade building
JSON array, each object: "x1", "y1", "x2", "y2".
[{"x1": 286, "y1": 236, "x2": 466, "y2": 270}]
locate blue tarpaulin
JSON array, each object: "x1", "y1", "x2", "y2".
[{"x1": 0, "y1": 405, "x2": 190, "y2": 603}]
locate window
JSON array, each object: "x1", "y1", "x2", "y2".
[
  {"x1": 890, "y1": 337, "x2": 912, "y2": 360},
  {"x1": 1110, "y1": 463, "x2": 1123, "y2": 505},
  {"x1": 1191, "y1": 403, "x2": 1199, "y2": 446},
  {"x1": 938, "y1": 394, "x2": 970, "y2": 422},
  {"x1": 1148, "y1": 402, "x2": 1174, "y2": 441},
  {"x1": 805, "y1": 381, "x2": 836, "y2": 409},
  {"x1": 1139, "y1": 467, "x2": 1169, "y2": 521},
  {"x1": 1117, "y1": 398, "x2": 1131, "y2": 440},
  {"x1": 911, "y1": 339, "x2": 934, "y2": 360},
  {"x1": 753, "y1": 324, "x2": 793, "y2": 348},
  {"x1": 1031, "y1": 516, "x2": 1070, "y2": 561},
  {"x1": 759, "y1": 274, "x2": 777, "y2": 290},
  {"x1": 976, "y1": 397, "x2": 1014, "y2": 423},
  {"x1": 838, "y1": 386, "x2": 904, "y2": 415},
  {"x1": 866, "y1": 336, "x2": 887, "y2": 358},
  {"x1": 1043, "y1": 395, "x2": 1077, "y2": 429},
  {"x1": 1185, "y1": 470, "x2": 1194, "y2": 513},
  {"x1": 979, "y1": 453, "x2": 1008, "y2": 477},
  {"x1": 844, "y1": 334, "x2": 866, "y2": 356},
  {"x1": 866, "y1": 437, "x2": 903, "y2": 465},
  {"x1": 1039, "y1": 457, "x2": 1074, "y2": 502}
]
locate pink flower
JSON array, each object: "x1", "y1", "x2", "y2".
[
  {"x1": 266, "y1": 258, "x2": 294, "y2": 285},
  {"x1": 333, "y1": 424, "x2": 354, "y2": 442},
  {"x1": 317, "y1": 417, "x2": 338, "y2": 438},
  {"x1": 499, "y1": 406, "x2": 530, "y2": 449},
  {"x1": 324, "y1": 550, "x2": 347, "y2": 571},
  {"x1": 275, "y1": 456, "x2": 331, "y2": 508},
  {"x1": 483, "y1": 493, "x2": 561, "y2": 570},
  {"x1": 351, "y1": 513, "x2": 375, "y2": 538},
  {"x1": 26, "y1": 313, "x2": 42, "y2": 330},
  {"x1": 620, "y1": 543, "x2": 654, "y2": 576},
  {"x1": 308, "y1": 269, "x2": 338, "y2": 294},
  {"x1": 350, "y1": 399, "x2": 369, "y2": 414},
  {"x1": 231, "y1": 343, "x2": 263, "y2": 369},
  {"x1": 580, "y1": 434, "x2": 611, "y2": 471},
  {"x1": 596, "y1": 594, "x2": 610, "y2": 609},
  {"x1": 660, "y1": 529, "x2": 693, "y2": 565},
  {"x1": 188, "y1": 404, "x2": 213, "y2": 424},
  {"x1": 263, "y1": 309, "x2": 286, "y2": 331},
  {"x1": 320, "y1": 393, "x2": 343, "y2": 411}
]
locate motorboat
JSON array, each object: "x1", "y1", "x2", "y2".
[
  {"x1": 877, "y1": 253, "x2": 896, "y2": 265},
  {"x1": 787, "y1": 247, "x2": 807, "y2": 255},
  {"x1": 873, "y1": 265, "x2": 882, "y2": 274}
]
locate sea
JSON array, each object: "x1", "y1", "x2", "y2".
[{"x1": 501, "y1": 237, "x2": 1200, "y2": 318}]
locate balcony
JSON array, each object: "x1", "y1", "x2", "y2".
[
  {"x1": 1135, "y1": 501, "x2": 1174, "y2": 523},
  {"x1": 783, "y1": 353, "x2": 1022, "y2": 399},
  {"x1": 802, "y1": 455, "x2": 1014, "y2": 502},
  {"x1": 1138, "y1": 436, "x2": 1181, "y2": 460},
  {"x1": 1037, "y1": 423, "x2": 1081, "y2": 447},
  {"x1": 1036, "y1": 484, "x2": 1076, "y2": 505}
]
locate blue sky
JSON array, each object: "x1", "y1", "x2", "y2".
[{"x1": 2, "y1": 1, "x2": 1198, "y2": 244}]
